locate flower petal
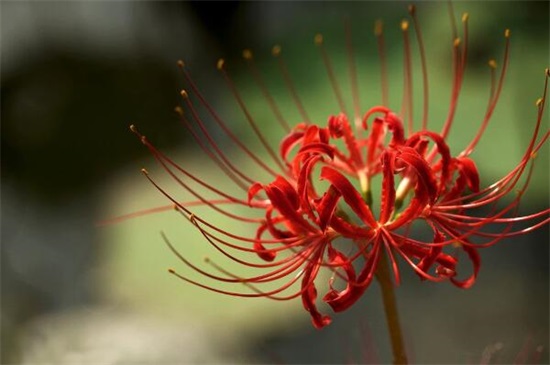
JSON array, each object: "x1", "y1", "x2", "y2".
[
  {"x1": 450, "y1": 244, "x2": 480, "y2": 289},
  {"x1": 320, "y1": 166, "x2": 377, "y2": 227}
]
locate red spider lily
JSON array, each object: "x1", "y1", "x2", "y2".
[{"x1": 126, "y1": 5, "x2": 549, "y2": 329}]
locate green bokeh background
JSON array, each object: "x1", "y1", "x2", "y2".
[{"x1": 2, "y1": 1, "x2": 548, "y2": 364}]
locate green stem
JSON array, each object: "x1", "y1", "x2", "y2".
[{"x1": 375, "y1": 250, "x2": 408, "y2": 365}]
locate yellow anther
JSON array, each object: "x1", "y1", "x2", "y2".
[
  {"x1": 129, "y1": 124, "x2": 137, "y2": 132},
  {"x1": 271, "y1": 45, "x2": 282, "y2": 56},
  {"x1": 174, "y1": 106, "x2": 183, "y2": 115},
  {"x1": 488, "y1": 59, "x2": 497, "y2": 69},
  {"x1": 535, "y1": 98, "x2": 543, "y2": 107},
  {"x1": 453, "y1": 37, "x2": 461, "y2": 47},
  {"x1": 374, "y1": 20, "x2": 383, "y2": 36},
  {"x1": 462, "y1": 13, "x2": 469, "y2": 22},
  {"x1": 401, "y1": 19, "x2": 409, "y2": 31},
  {"x1": 216, "y1": 58, "x2": 225, "y2": 70},
  {"x1": 141, "y1": 168, "x2": 149, "y2": 175},
  {"x1": 180, "y1": 89, "x2": 188, "y2": 98},
  {"x1": 242, "y1": 49, "x2": 253, "y2": 60},
  {"x1": 530, "y1": 151, "x2": 538, "y2": 160},
  {"x1": 168, "y1": 268, "x2": 175, "y2": 274},
  {"x1": 545, "y1": 68, "x2": 550, "y2": 77},
  {"x1": 504, "y1": 29, "x2": 510, "y2": 38},
  {"x1": 314, "y1": 33, "x2": 323, "y2": 45},
  {"x1": 177, "y1": 60, "x2": 185, "y2": 68}
]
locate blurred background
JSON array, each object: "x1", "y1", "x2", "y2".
[{"x1": 1, "y1": 1, "x2": 548, "y2": 364}]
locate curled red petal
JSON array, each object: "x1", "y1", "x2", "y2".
[
  {"x1": 326, "y1": 239, "x2": 381, "y2": 311},
  {"x1": 322, "y1": 244, "x2": 358, "y2": 309},
  {"x1": 320, "y1": 166, "x2": 377, "y2": 227},
  {"x1": 397, "y1": 148, "x2": 438, "y2": 204},
  {"x1": 297, "y1": 154, "x2": 324, "y2": 220},
  {"x1": 253, "y1": 240, "x2": 276, "y2": 262},
  {"x1": 297, "y1": 142, "x2": 335, "y2": 160},
  {"x1": 415, "y1": 229, "x2": 445, "y2": 279},
  {"x1": 248, "y1": 182, "x2": 265, "y2": 206},
  {"x1": 385, "y1": 112, "x2": 406, "y2": 147},
  {"x1": 408, "y1": 131, "x2": 452, "y2": 192},
  {"x1": 456, "y1": 157, "x2": 480, "y2": 193},
  {"x1": 367, "y1": 117, "x2": 386, "y2": 167},
  {"x1": 266, "y1": 176, "x2": 300, "y2": 210},
  {"x1": 330, "y1": 215, "x2": 373, "y2": 237},
  {"x1": 328, "y1": 114, "x2": 344, "y2": 138},
  {"x1": 450, "y1": 244, "x2": 480, "y2": 289},
  {"x1": 379, "y1": 152, "x2": 396, "y2": 224},
  {"x1": 316, "y1": 186, "x2": 340, "y2": 231},
  {"x1": 264, "y1": 177, "x2": 316, "y2": 233},
  {"x1": 301, "y1": 244, "x2": 332, "y2": 329},
  {"x1": 280, "y1": 130, "x2": 305, "y2": 164}
]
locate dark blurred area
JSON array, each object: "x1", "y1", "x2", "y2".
[{"x1": 1, "y1": 1, "x2": 548, "y2": 364}]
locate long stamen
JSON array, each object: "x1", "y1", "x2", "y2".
[
  {"x1": 408, "y1": 5, "x2": 429, "y2": 130},
  {"x1": 177, "y1": 61, "x2": 280, "y2": 178},
  {"x1": 345, "y1": 20, "x2": 362, "y2": 128},
  {"x1": 242, "y1": 49, "x2": 291, "y2": 132},
  {"x1": 272, "y1": 45, "x2": 311, "y2": 123},
  {"x1": 460, "y1": 13, "x2": 469, "y2": 76},
  {"x1": 400, "y1": 20, "x2": 414, "y2": 134},
  {"x1": 439, "y1": 4, "x2": 468, "y2": 140},
  {"x1": 487, "y1": 60, "x2": 498, "y2": 100},
  {"x1": 315, "y1": 33, "x2": 348, "y2": 114},
  {"x1": 180, "y1": 90, "x2": 270, "y2": 183},
  {"x1": 375, "y1": 20, "x2": 389, "y2": 106},
  {"x1": 217, "y1": 59, "x2": 287, "y2": 173},
  {"x1": 174, "y1": 106, "x2": 250, "y2": 192},
  {"x1": 461, "y1": 29, "x2": 511, "y2": 157},
  {"x1": 132, "y1": 129, "x2": 262, "y2": 223}
]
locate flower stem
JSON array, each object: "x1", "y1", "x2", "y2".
[{"x1": 375, "y1": 250, "x2": 408, "y2": 365}]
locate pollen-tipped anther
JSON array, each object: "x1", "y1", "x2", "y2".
[
  {"x1": 129, "y1": 124, "x2": 137, "y2": 132},
  {"x1": 488, "y1": 59, "x2": 498, "y2": 69},
  {"x1": 168, "y1": 268, "x2": 176, "y2": 274},
  {"x1": 217, "y1": 58, "x2": 225, "y2": 70},
  {"x1": 242, "y1": 49, "x2": 253, "y2": 60},
  {"x1": 535, "y1": 98, "x2": 543, "y2": 107},
  {"x1": 401, "y1": 20, "x2": 409, "y2": 31},
  {"x1": 177, "y1": 60, "x2": 185, "y2": 68},
  {"x1": 174, "y1": 106, "x2": 184, "y2": 115},
  {"x1": 271, "y1": 45, "x2": 282, "y2": 57},
  {"x1": 453, "y1": 37, "x2": 461, "y2": 47},
  {"x1": 505, "y1": 29, "x2": 510, "y2": 38},
  {"x1": 462, "y1": 13, "x2": 469, "y2": 22},
  {"x1": 545, "y1": 68, "x2": 550, "y2": 77},
  {"x1": 374, "y1": 20, "x2": 383, "y2": 36},
  {"x1": 180, "y1": 90, "x2": 189, "y2": 99},
  {"x1": 314, "y1": 34, "x2": 324, "y2": 45},
  {"x1": 141, "y1": 168, "x2": 149, "y2": 175}
]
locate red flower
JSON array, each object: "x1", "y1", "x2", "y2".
[{"x1": 129, "y1": 5, "x2": 549, "y2": 328}]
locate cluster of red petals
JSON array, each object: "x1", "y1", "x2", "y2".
[
  {"x1": 248, "y1": 110, "x2": 476, "y2": 328},
  {"x1": 128, "y1": 8, "x2": 550, "y2": 329}
]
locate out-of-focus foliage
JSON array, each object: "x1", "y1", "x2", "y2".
[{"x1": 2, "y1": 1, "x2": 548, "y2": 364}]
